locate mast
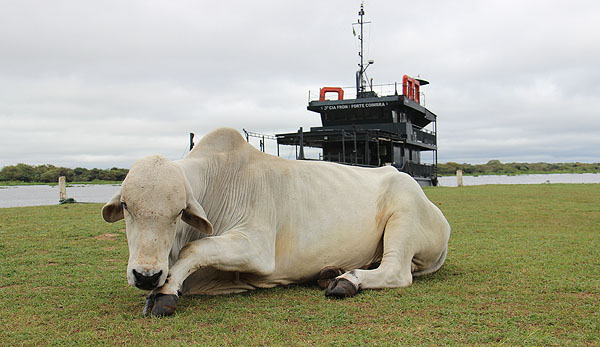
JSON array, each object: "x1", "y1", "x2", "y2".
[
  {"x1": 354, "y1": 2, "x2": 373, "y2": 98},
  {"x1": 358, "y1": 3, "x2": 365, "y2": 94}
]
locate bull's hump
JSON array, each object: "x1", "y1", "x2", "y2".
[{"x1": 193, "y1": 128, "x2": 248, "y2": 155}]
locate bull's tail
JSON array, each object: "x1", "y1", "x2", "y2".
[{"x1": 412, "y1": 246, "x2": 447, "y2": 277}]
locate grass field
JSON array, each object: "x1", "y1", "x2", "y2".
[{"x1": 1, "y1": 184, "x2": 598, "y2": 345}]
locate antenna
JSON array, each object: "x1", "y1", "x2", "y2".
[{"x1": 353, "y1": 1, "x2": 373, "y2": 98}]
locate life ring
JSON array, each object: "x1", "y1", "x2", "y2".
[{"x1": 319, "y1": 87, "x2": 345, "y2": 101}]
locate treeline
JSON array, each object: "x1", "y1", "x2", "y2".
[
  {"x1": 0, "y1": 163, "x2": 128, "y2": 183},
  {"x1": 438, "y1": 160, "x2": 600, "y2": 176},
  {"x1": 2, "y1": 160, "x2": 599, "y2": 182}
]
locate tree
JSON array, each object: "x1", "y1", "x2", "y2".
[
  {"x1": 74, "y1": 167, "x2": 91, "y2": 181},
  {"x1": 39, "y1": 168, "x2": 74, "y2": 182},
  {"x1": 0, "y1": 163, "x2": 36, "y2": 182}
]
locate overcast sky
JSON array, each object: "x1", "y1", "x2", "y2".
[{"x1": 1, "y1": 0, "x2": 598, "y2": 169}]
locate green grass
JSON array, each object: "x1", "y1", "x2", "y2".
[{"x1": 1, "y1": 184, "x2": 598, "y2": 345}]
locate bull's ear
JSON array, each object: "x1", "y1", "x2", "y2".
[
  {"x1": 102, "y1": 189, "x2": 124, "y2": 223},
  {"x1": 182, "y1": 200, "x2": 213, "y2": 235}
]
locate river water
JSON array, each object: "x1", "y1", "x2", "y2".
[
  {"x1": 0, "y1": 184, "x2": 121, "y2": 208},
  {"x1": 437, "y1": 172, "x2": 600, "y2": 187},
  {"x1": 1, "y1": 173, "x2": 599, "y2": 208}
]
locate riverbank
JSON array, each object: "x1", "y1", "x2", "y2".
[
  {"x1": 0, "y1": 183, "x2": 120, "y2": 208},
  {"x1": 1, "y1": 184, "x2": 597, "y2": 345},
  {"x1": 437, "y1": 172, "x2": 600, "y2": 187},
  {"x1": 0, "y1": 180, "x2": 121, "y2": 186},
  {"x1": 438, "y1": 170, "x2": 600, "y2": 177},
  {"x1": 437, "y1": 160, "x2": 600, "y2": 176},
  {"x1": 2, "y1": 173, "x2": 600, "y2": 208}
]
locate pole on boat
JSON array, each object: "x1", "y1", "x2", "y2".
[
  {"x1": 354, "y1": 2, "x2": 373, "y2": 97},
  {"x1": 298, "y1": 127, "x2": 305, "y2": 160},
  {"x1": 358, "y1": 3, "x2": 364, "y2": 95}
]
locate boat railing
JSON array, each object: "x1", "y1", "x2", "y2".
[
  {"x1": 309, "y1": 83, "x2": 426, "y2": 106},
  {"x1": 405, "y1": 162, "x2": 436, "y2": 179},
  {"x1": 414, "y1": 130, "x2": 436, "y2": 146},
  {"x1": 412, "y1": 125, "x2": 436, "y2": 145}
]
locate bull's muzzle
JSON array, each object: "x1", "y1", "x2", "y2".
[{"x1": 132, "y1": 269, "x2": 163, "y2": 290}]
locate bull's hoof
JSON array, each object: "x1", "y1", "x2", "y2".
[
  {"x1": 325, "y1": 278, "x2": 359, "y2": 298},
  {"x1": 317, "y1": 266, "x2": 343, "y2": 289},
  {"x1": 142, "y1": 293, "x2": 156, "y2": 316},
  {"x1": 150, "y1": 294, "x2": 179, "y2": 317}
]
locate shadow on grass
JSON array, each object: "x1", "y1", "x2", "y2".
[
  {"x1": 413, "y1": 263, "x2": 464, "y2": 284},
  {"x1": 171, "y1": 264, "x2": 466, "y2": 316}
]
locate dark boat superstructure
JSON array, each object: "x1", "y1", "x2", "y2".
[{"x1": 275, "y1": 3, "x2": 438, "y2": 186}]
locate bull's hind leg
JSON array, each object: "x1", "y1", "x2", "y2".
[
  {"x1": 326, "y1": 215, "x2": 416, "y2": 298},
  {"x1": 317, "y1": 266, "x2": 344, "y2": 289}
]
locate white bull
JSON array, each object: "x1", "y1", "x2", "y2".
[{"x1": 102, "y1": 128, "x2": 451, "y2": 316}]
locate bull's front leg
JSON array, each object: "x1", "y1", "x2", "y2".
[{"x1": 147, "y1": 230, "x2": 275, "y2": 316}]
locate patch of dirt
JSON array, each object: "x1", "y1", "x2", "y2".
[
  {"x1": 0, "y1": 283, "x2": 21, "y2": 289},
  {"x1": 566, "y1": 291, "x2": 599, "y2": 299},
  {"x1": 94, "y1": 233, "x2": 118, "y2": 240}
]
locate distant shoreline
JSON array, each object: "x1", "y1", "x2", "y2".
[
  {"x1": 437, "y1": 170, "x2": 600, "y2": 177},
  {"x1": 437, "y1": 160, "x2": 600, "y2": 177},
  {"x1": 3, "y1": 172, "x2": 600, "y2": 186},
  {"x1": 2, "y1": 161, "x2": 599, "y2": 185},
  {"x1": 0, "y1": 180, "x2": 121, "y2": 187}
]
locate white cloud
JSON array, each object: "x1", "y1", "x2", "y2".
[{"x1": 1, "y1": 0, "x2": 599, "y2": 168}]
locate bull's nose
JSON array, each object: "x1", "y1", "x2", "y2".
[{"x1": 132, "y1": 269, "x2": 163, "y2": 290}]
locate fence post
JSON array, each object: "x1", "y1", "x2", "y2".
[
  {"x1": 456, "y1": 170, "x2": 463, "y2": 187},
  {"x1": 58, "y1": 176, "x2": 67, "y2": 201}
]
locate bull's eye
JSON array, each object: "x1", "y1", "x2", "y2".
[{"x1": 121, "y1": 202, "x2": 128, "y2": 210}]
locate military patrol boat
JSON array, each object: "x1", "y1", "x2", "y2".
[{"x1": 273, "y1": 3, "x2": 439, "y2": 186}]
